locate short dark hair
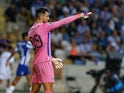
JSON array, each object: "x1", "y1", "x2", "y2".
[
  {"x1": 36, "y1": 7, "x2": 49, "y2": 18},
  {"x1": 22, "y1": 32, "x2": 28, "y2": 39}
]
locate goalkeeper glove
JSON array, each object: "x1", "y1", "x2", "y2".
[
  {"x1": 52, "y1": 58, "x2": 63, "y2": 69},
  {"x1": 77, "y1": 12, "x2": 92, "y2": 19}
]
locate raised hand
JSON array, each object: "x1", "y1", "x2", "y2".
[{"x1": 78, "y1": 12, "x2": 92, "y2": 19}]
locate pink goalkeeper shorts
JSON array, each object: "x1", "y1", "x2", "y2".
[{"x1": 32, "y1": 61, "x2": 54, "y2": 84}]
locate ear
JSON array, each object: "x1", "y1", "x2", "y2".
[
  {"x1": 39, "y1": 14, "x2": 43, "y2": 19},
  {"x1": 41, "y1": 14, "x2": 46, "y2": 20}
]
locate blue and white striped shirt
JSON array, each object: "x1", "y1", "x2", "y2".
[{"x1": 15, "y1": 41, "x2": 32, "y2": 66}]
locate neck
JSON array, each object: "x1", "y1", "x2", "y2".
[{"x1": 35, "y1": 19, "x2": 43, "y2": 23}]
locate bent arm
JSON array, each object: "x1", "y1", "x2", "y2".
[{"x1": 6, "y1": 50, "x2": 15, "y2": 65}]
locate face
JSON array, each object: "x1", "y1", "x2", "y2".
[
  {"x1": 25, "y1": 35, "x2": 29, "y2": 41},
  {"x1": 41, "y1": 12, "x2": 50, "y2": 23}
]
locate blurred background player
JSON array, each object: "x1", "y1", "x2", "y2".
[
  {"x1": 6, "y1": 32, "x2": 32, "y2": 93},
  {"x1": 0, "y1": 45, "x2": 15, "y2": 93},
  {"x1": 28, "y1": 7, "x2": 91, "y2": 93}
]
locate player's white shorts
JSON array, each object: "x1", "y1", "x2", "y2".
[{"x1": 0, "y1": 68, "x2": 11, "y2": 80}]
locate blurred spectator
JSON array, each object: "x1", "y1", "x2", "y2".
[
  {"x1": 68, "y1": 39, "x2": 80, "y2": 64},
  {"x1": 78, "y1": 37, "x2": 95, "y2": 64},
  {"x1": 16, "y1": 7, "x2": 28, "y2": 32},
  {"x1": 59, "y1": 8, "x2": 69, "y2": 20},
  {"x1": 51, "y1": 29, "x2": 63, "y2": 47},
  {"x1": 4, "y1": 2, "x2": 18, "y2": 32},
  {"x1": 103, "y1": 20, "x2": 112, "y2": 36},
  {"x1": 107, "y1": 29, "x2": 121, "y2": 50},
  {"x1": 120, "y1": 45, "x2": 124, "y2": 80},
  {"x1": 30, "y1": 0, "x2": 44, "y2": 17},
  {"x1": 62, "y1": 1, "x2": 77, "y2": 15},
  {"x1": 101, "y1": 6, "x2": 111, "y2": 22},
  {"x1": 116, "y1": 7, "x2": 124, "y2": 31},
  {"x1": 77, "y1": 20, "x2": 90, "y2": 35},
  {"x1": 108, "y1": 14, "x2": 118, "y2": 31},
  {"x1": 91, "y1": 44, "x2": 106, "y2": 63},
  {"x1": 72, "y1": 32, "x2": 83, "y2": 45},
  {"x1": 16, "y1": 0, "x2": 33, "y2": 10},
  {"x1": 69, "y1": 39, "x2": 80, "y2": 56},
  {"x1": 120, "y1": 28, "x2": 124, "y2": 44},
  {"x1": 61, "y1": 27, "x2": 70, "y2": 41},
  {"x1": 96, "y1": 30, "x2": 108, "y2": 50},
  {"x1": 67, "y1": 22, "x2": 77, "y2": 37},
  {"x1": 90, "y1": 22, "x2": 100, "y2": 38},
  {"x1": 61, "y1": 40, "x2": 71, "y2": 57},
  {"x1": 53, "y1": 1, "x2": 62, "y2": 18},
  {"x1": 54, "y1": 41, "x2": 67, "y2": 60},
  {"x1": 84, "y1": 30, "x2": 94, "y2": 44}
]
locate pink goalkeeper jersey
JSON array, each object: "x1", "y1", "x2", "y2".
[{"x1": 28, "y1": 15, "x2": 78, "y2": 65}]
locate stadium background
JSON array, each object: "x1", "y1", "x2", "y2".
[{"x1": 0, "y1": 0, "x2": 124, "y2": 93}]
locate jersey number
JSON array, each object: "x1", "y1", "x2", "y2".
[{"x1": 30, "y1": 34, "x2": 43, "y2": 50}]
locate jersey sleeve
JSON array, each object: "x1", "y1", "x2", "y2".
[
  {"x1": 45, "y1": 15, "x2": 78, "y2": 31},
  {"x1": 26, "y1": 41, "x2": 33, "y2": 49}
]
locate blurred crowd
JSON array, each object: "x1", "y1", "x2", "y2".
[{"x1": 1, "y1": 0, "x2": 124, "y2": 65}]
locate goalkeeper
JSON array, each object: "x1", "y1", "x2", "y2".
[{"x1": 28, "y1": 7, "x2": 92, "y2": 93}]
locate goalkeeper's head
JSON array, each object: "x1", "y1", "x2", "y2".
[{"x1": 35, "y1": 7, "x2": 49, "y2": 23}]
